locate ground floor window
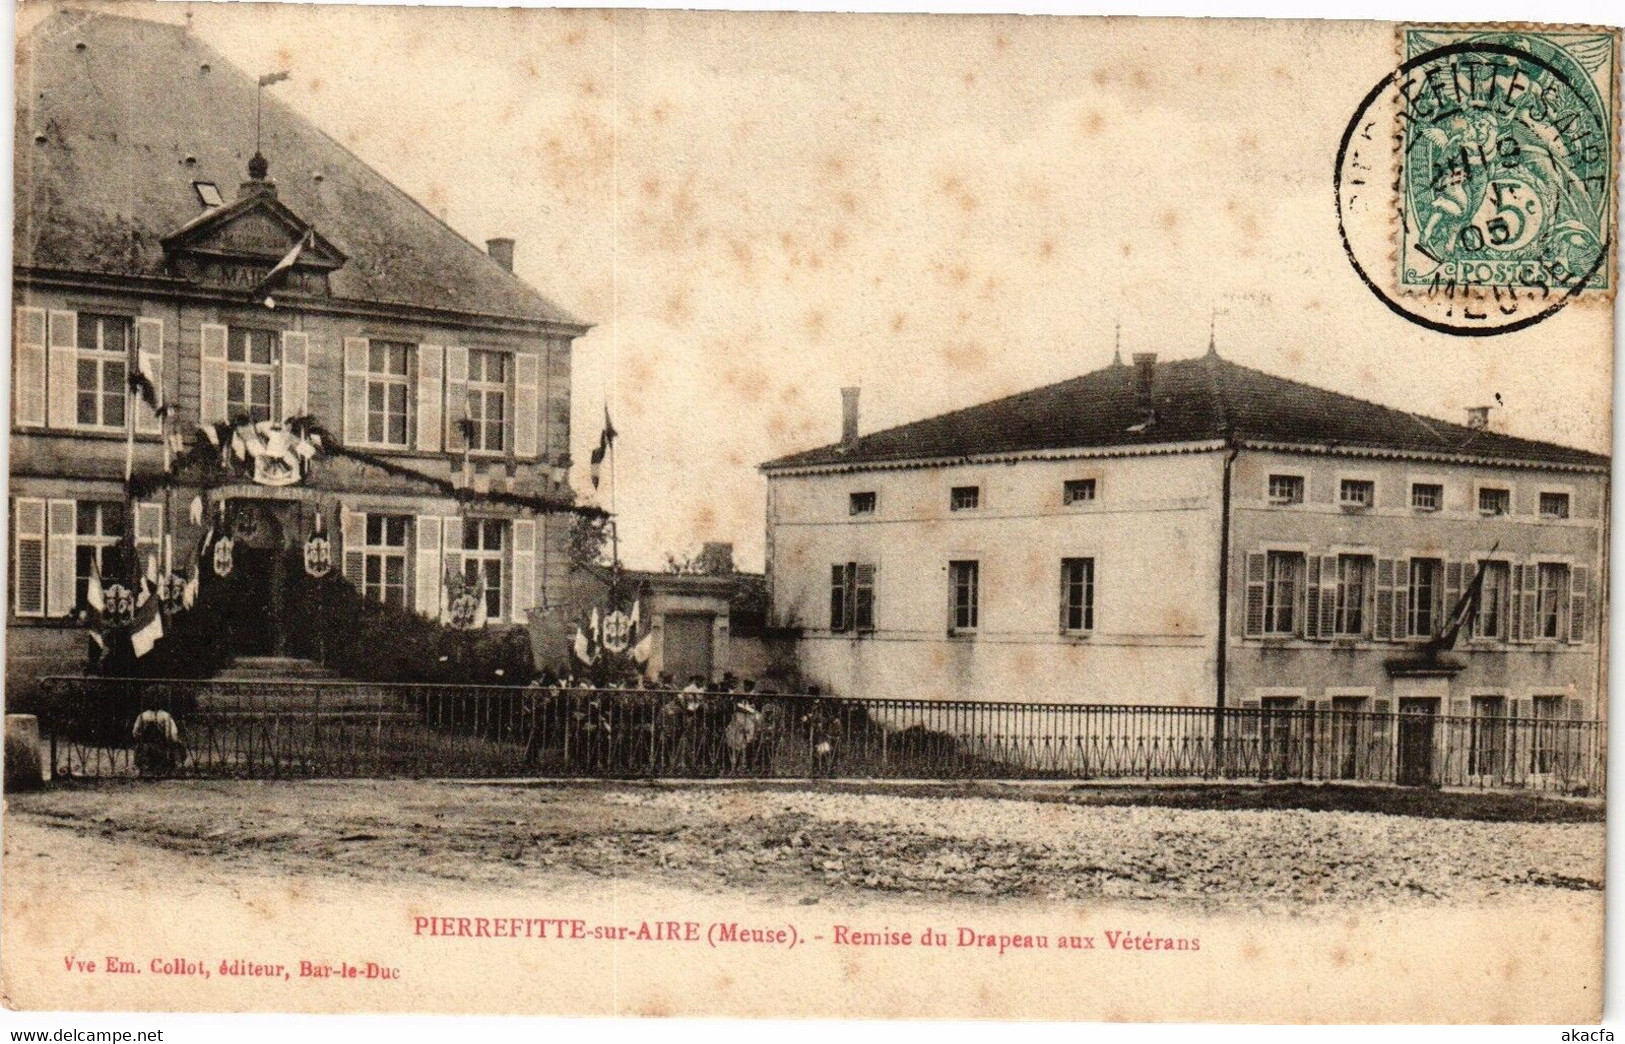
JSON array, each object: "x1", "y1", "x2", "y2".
[
  {"x1": 74, "y1": 501, "x2": 128, "y2": 610},
  {"x1": 463, "y1": 518, "x2": 506, "y2": 621},
  {"x1": 1531, "y1": 695, "x2": 1566, "y2": 774},
  {"x1": 1468, "y1": 695, "x2": 1507, "y2": 777},
  {"x1": 363, "y1": 514, "x2": 410, "y2": 609}
]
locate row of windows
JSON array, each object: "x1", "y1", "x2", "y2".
[
  {"x1": 1267, "y1": 472, "x2": 1571, "y2": 519},
  {"x1": 10, "y1": 498, "x2": 529, "y2": 624},
  {"x1": 829, "y1": 557, "x2": 1096, "y2": 636},
  {"x1": 15, "y1": 311, "x2": 550, "y2": 460},
  {"x1": 1247, "y1": 550, "x2": 1588, "y2": 643},
  {"x1": 848, "y1": 478, "x2": 1098, "y2": 517},
  {"x1": 355, "y1": 513, "x2": 508, "y2": 620}
]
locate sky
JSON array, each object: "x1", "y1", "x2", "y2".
[{"x1": 71, "y1": 4, "x2": 1615, "y2": 570}]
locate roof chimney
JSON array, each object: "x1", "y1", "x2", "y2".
[
  {"x1": 1465, "y1": 405, "x2": 1492, "y2": 430},
  {"x1": 1132, "y1": 352, "x2": 1157, "y2": 403},
  {"x1": 486, "y1": 237, "x2": 515, "y2": 272},
  {"x1": 840, "y1": 387, "x2": 861, "y2": 448}
]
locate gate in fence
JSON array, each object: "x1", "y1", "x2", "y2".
[{"x1": 31, "y1": 676, "x2": 1606, "y2": 794}]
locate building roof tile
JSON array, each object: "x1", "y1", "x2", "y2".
[
  {"x1": 15, "y1": 9, "x2": 584, "y2": 328},
  {"x1": 761, "y1": 352, "x2": 1609, "y2": 471}
]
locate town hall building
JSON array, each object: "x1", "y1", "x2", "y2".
[{"x1": 10, "y1": 10, "x2": 587, "y2": 696}]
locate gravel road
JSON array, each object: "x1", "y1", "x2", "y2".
[{"x1": 7, "y1": 779, "x2": 1602, "y2": 913}]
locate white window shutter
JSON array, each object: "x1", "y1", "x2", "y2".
[
  {"x1": 12, "y1": 498, "x2": 46, "y2": 617},
  {"x1": 514, "y1": 352, "x2": 539, "y2": 458},
  {"x1": 441, "y1": 516, "x2": 464, "y2": 588},
  {"x1": 1373, "y1": 559, "x2": 1395, "y2": 640},
  {"x1": 343, "y1": 338, "x2": 370, "y2": 444},
  {"x1": 14, "y1": 308, "x2": 47, "y2": 427},
  {"x1": 341, "y1": 509, "x2": 366, "y2": 591},
  {"x1": 1318, "y1": 554, "x2": 1338, "y2": 636},
  {"x1": 1508, "y1": 564, "x2": 1524, "y2": 641},
  {"x1": 135, "y1": 502, "x2": 164, "y2": 551},
  {"x1": 416, "y1": 344, "x2": 444, "y2": 452},
  {"x1": 1569, "y1": 565, "x2": 1590, "y2": 644},
  {"x1": 415, "y1": 515, "x2": 443, "y2": 618},
  {"x1": 1242, "y1": 552, "x2": 1266, "y2": 638},
  {"x1": 46, "y1": 311, "x2": 78, "y2": 429},
  {"x1": 1518, "y1": 563, "x2": 1538, "y2": 642},
  {"x1": 1303, "y1": 556, "x2": 1321, "y2": 640},
  {"x1": 443, "y1": 346, "x2": 468, "y2": 452},
  {"x1": 510, "y1": 518, "x2": 536, "y2": 623},
  {"x1": 1393, "y1": 560, "x2": 1410, "y2": 639},
  {"x1": 199, "y1": 323, "x2": 229, "y2": 425},
  {"x1": 135, "y1": 318, "x2": 165, "y2": 434},
  {"x1": 46, "y1": 499, "x2": 76, "y2": 617},
  {"x1": 281, "y1": 331, "x2": 310, "y2": 420}
]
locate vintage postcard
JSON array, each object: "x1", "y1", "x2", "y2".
[{"x1": 2, "y1": 0, "x2": 1617, "y2": 1024}]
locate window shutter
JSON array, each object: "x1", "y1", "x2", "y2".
[
  {"x1": 855, "y1": 562, "x2": 876, "y2": 631},
  {"x1": 280, "y1": 331, "x2": 309, "y2": 420},
  {"x1": 341, "y1": 509, "x2": 366, "y2": 591},
  {"x1": 414, "y1": 515, "x2": 443, "y2": 618},
  {"x1": 441, "y1": 517, "x2": 464, "y2": 589},
  {"x1": 13, "y1": 498, "x2": 46, "y2": 617},
  {"x1": 46, "y1": 311, "x2": 78, "y2": 429},
  {"x1": 514, "y1": 352, "x2": 540, "y2": 458},
  {"x1": 1319, "y1": 555, "x2": 1338, "y2": 637},
  {"x1": 46, "y1": 499, "x2": 76, "y2": 617},
  {"x1": 443, "y1": 346, "x2": 469, "y2": 452},
  {"x1": 1243, "y1": 552, "x2": 1266, "y2": 638},
  {"x1": 1303, "y1": 556, "x2": 1322, "y2": 639},
  {"x1": 134, "y1": 502, "x2": 164, "y2": 576},
  {"x1": 1517, "y1": 563, "x2": 1537, "y2": 642},
  {"x1": 1514, "y1": 697, "x2": 1532, "y2": 720},
  {"x1": 1392, "y1": 560, "x2": 1410, "y2": 639},
  {"x1": 416, "y1": 344, "x2": 444, "y2": 452},
  {"x1": 1568, "y1": 565, "x2": 1590, "y2": 644},
  {"x1": 135, "y1": 318, "x2": 165, "y2": 434},
  {"x1": 1508, "y1": 564, "x2": 1523, "y2": 641},
  {"x1": 14, "y1": 307, "x2": 47, "y2": 427},
  {"x1": 1373, "y1": 559, "x2": 1394, "y2": 639},
  {"x1": 343, "y1": 338, "x2": 370, "y2": 445},
  {"x1": 1443, "y1": 560, "x2": 1463, "y2": 628},
  {"x1": 511, "y1": 518, "x2": 536, "y2": 622},
  {"x1": 199, "y1": 323, "x2": 229, "y2": 425}
]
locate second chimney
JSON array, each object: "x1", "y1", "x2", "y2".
[
  {"x1": 1131, "y1": 352, "x2": 1157, "y2": 408},
  {"x1": 1465, "y1": 405, "x2": 1492, "y2": 430},
  {"x1": 486, "y1": 237, "x2": 515, "y2": 272},
  {"x1": 841, "y1": 387, "x2": 861, "y2": 448}
]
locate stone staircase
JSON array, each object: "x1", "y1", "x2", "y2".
[{"x1": 212, "y1": 656, "x2": 341, "y2": 682}]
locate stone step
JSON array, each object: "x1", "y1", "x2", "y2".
[{"x1": 213, "y1": 657, "x2": 342, "y2": 681}]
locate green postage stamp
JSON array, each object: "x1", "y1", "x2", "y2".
[{"x1": 1398, "y1": 27, "x2": 1617, "y2": 298}]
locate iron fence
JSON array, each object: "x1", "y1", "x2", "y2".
[{"x1": 32, "y1": 676, "x2": 1606, "y2": 794}]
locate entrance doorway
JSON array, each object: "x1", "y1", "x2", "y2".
[
  {"x1": 1397, "y1": 698, "x2": 1438, "y2": 786},
  {"x1": 220, "y1": 499, "x2": 296, "y2": 658},
  {"x1": 662, "y1": 613, "x2": 715, "y2": 683}
]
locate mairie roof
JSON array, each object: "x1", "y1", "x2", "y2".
[
  {"x1": 15, "y1": 8, "x2": 584, "y2": 328},
  {"x1": 762, "y1": 352, "x2": 1610, "y2": 472}
]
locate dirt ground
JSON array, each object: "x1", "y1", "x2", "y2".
[{"x1": 5, "y1": 779, "x2": 1604, "y2": 912}]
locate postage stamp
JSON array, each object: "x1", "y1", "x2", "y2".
[{"x1": 1398, "y1": 27, "x2": 1617, "y2": 298}]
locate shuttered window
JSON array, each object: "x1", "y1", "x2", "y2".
[
  {"x1": 74, "y1": 501, "x2": 127, "y2": 611},
  {"x1": 463, "y1": 519, "x2": 506, "y2": 622},
  {"x1": 1334, "y1": 555, "x2": 1372, "y2": 637},
  {"x1": 362, "y1": 514, "x2": 411, "y2": 608},
  {"x1": 1263, "y1": 551, "x2": 1302, "y2": 635},
  {"x1": 227, "y1": 327, "x2": 277, "y2": 423},
  {"x1": 14, "y1": 307, "x2": 47, "y2": 427},
  {"x1": 366, "y1": 341, "x2": 412, "y2": 447},
  {"x1": 830, "y1": 562, "x2": 877, "y2": 633},
  {"x1": 1535, "y1": 563, "x2": 1569, "y2": 640},
  {"x1": 1406, "y1": 558, "x2": 1443, "y2": 637},
  {"x1": 1473, "y1": 561, "x2": 1511, "y2": 640},
  {"x1": 75, "y1": 314, "x2": 131, "y2": 430},
  {"x1": 467, "y1": 349, "x2": 508, "y2": 453}
]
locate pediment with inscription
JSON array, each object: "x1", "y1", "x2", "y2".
[{"x1": 161, "y1": 189, "x2": 346, "y2": 296}]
